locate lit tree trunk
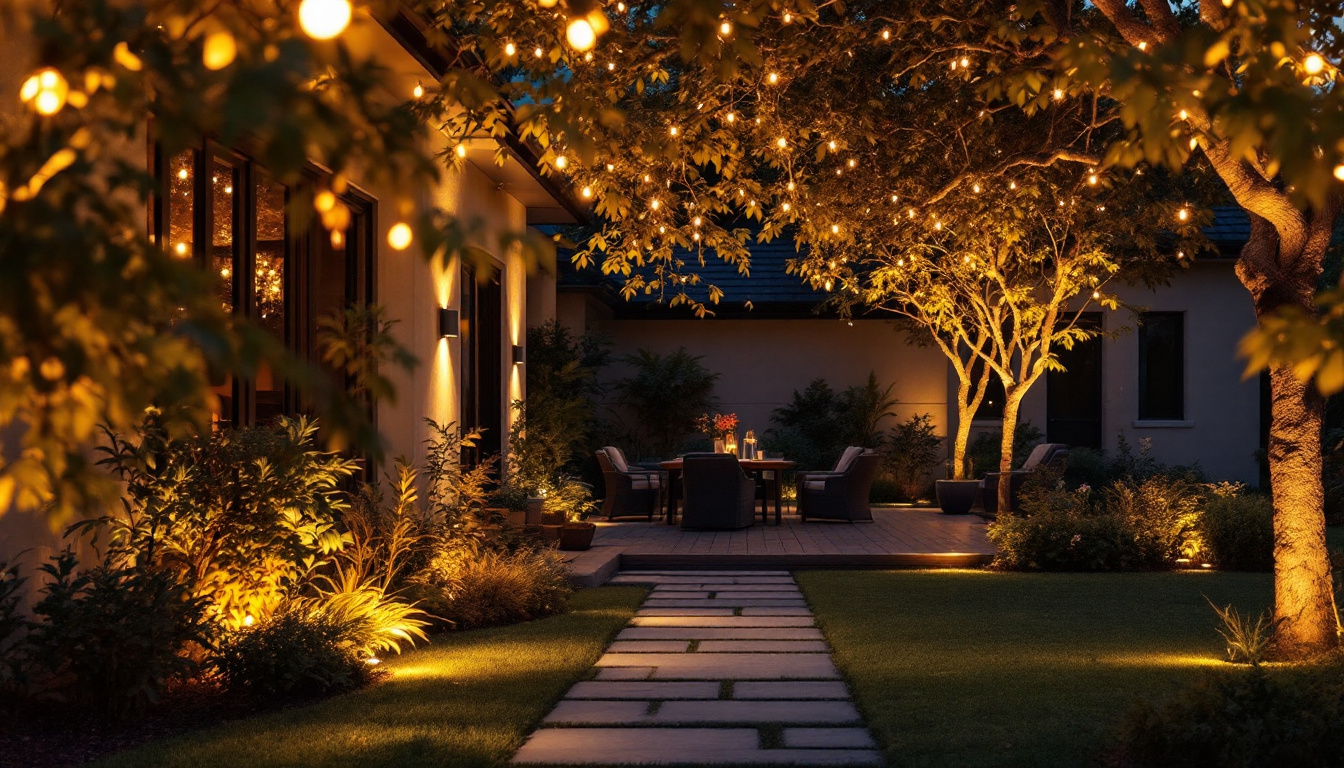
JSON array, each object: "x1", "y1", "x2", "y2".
[
  {"x1": 997, "y1": 385, "x2": 1024, "y2": 515},
  {"x1": 949, "y1": 359, "x2": 992, "y2": 480},
  {"x1": 1236, "y1": 215, "x2": 1339, "y2": 656}
]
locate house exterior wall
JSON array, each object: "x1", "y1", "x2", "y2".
[
  {"x1": 576, "y1": 260, "x2": 1260, "y2": 484},
  {"x1": 0, "y1": 20, "x2": 537, "y2": 576}
]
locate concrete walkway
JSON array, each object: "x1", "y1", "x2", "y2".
[{"x1": 512, "y1": 571, "x2": 882, "y2": 766}]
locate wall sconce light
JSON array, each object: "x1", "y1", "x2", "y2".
[
  {"x1": 512, "y1": 344, "x2": 525, "y2": 365},
  {"x1": 438, "y1": 307, "x2": 459, "y2": 338}
]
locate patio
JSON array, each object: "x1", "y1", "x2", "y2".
[{"x1": 564, "y1": 507, "x2": 997, "y2": 586}]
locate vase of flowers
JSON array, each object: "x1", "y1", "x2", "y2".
[{"x1": 696, "y1": 412, "x2": 739, "y2": 454}]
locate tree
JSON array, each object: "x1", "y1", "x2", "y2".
[
  {"x1": 1052, "y1": 0, "x2": 1343, "y2": 656},
  {"x1": 432, "y1": 0, "x2": 1338, "y2": 656}
]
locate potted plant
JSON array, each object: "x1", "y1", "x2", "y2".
[
  {"x1": 546, "y1": 480, "x2": 599, "y2": 551},
  {"x1": 486, "y1": 483, "x2": 530, "y2": 527},
  {"x1": 935, "y1": 456, "x2": 980, "y2": 515}
]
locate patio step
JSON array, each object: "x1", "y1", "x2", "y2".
[{"x1": 511, "y1": 571, "x2": 882, "y2": 766}]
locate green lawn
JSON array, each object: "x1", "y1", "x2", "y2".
[
  {"x1": 96, "y1": 586, "x2": 646, "y2": 768},
  {"x1": 798, "y1": 570, "x2": 1274, "y2": 768}
]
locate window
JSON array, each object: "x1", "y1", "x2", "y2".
[
  {"x1": 970, "y1": 359, "x2": 1006, "y2": 421},
  {"x1": 155, "y1": 142, "x2": 375, "y2": 427},
  {"x1": 1138, "y1": 312, "x2": 1184, "y2": 420}
]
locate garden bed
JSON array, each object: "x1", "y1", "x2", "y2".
[{"x1": 4, "y1": 586, "x2": 644, "y2": 768}]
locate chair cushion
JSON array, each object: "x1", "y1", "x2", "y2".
[
  {"x1": 1021, "y1": 443, "x2": 1054, "y2": 471},
  {"x1": 631, "y1": 477, "x2": 660, "y2": 490},
  {"x1": 803, "y1": 479, "x2": 827, "y2": 492},
  {"x1": 834, "y1": 446, "x2": 863, "y2": 473},
  {"x1": 603, "y1": 446, "x2": 629, "y2": 472}
]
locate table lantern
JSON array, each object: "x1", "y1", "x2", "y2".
[{"x1": 744, "y1": 430, "x2": 757, "y2": 460}]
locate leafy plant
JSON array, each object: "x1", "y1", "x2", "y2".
[
  {"x1": 1208, "y1": 600, "x2": 1279, "y2": 666},
  {"x1": 765, "y1": 378, "x2": 846, "y2": 471},
  {"x1": 1199, "y1": 491, "x2": 1274, "y2": 571},
  {"x1": 1106, "y1": 475, "x2": 1204, "y2": 563},
  {"x1": 421, "y1": 419, "x2": 497, "y2": 541},
  {"x1": 886, "y1": 414, "x2": 941, "y2": 501},
  {"x1": 25, "y1": 550, "x2": 213, "y2": 717},
  {"x1": 836, "y1": 372, "x2": 899, "y2": 450},
  {"x1": 88, "y1": 412, "x2": 357, "y2": 628},
  {"x1": 213, "y1": 604, "x2": 374, "y2": 699},
  {"x1": 0, "y1": 563, "x2": 28, "y2": 689},
  {"x1": 543, "y1": 480, "x2": 598, "y2": 522},
  {"x1": 613, "y1": 348, "x2": 719, "y2": 459},
  {"x1": 968, "y1": 421, "x2": 1043, "y2": 479}
]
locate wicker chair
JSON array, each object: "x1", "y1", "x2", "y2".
[
  {"x1": 798, "y1": 451, "x2": 880, "y2": 522},
  {"x1": 680, "y1": 453, "x2": 757, "y2": 530},
  {"x1": 595, "y1": 446, "x2": 661, "y2": 520},
  {"x1": 981, "y1": 442, "x2": 1070, "y2": 515}
]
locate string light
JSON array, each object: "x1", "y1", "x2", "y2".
[
  {"x1": 1138, "y1": 41, "x2": 1148, "y2": 51},
  {"x1": 1092, "y1": 290, "x2": 1101, "y2": 299},
  {"x1": 554, "y1": 155, "x2": 568, "y2": 169},
  {"x1": 972, "y1": 182, "x2": 981, "y2": 194},
  {"x1": 1052, "y1": 88, "x2": 1064, "y2": 100},
  {"x1": 783, "y1": 12, "x2": 792, "y2": 23},
  {"x1": 20, "y1": 68, "x2": 68, "y2": 115},
  {"x1": 767, "y1": 72, "x2": 779, "y2": 84},
  {"x1": 960, "y1": 56, "x2": 969, "y2": 68},
  {"x1": 1178, "y1": 109, "x2": 1188, "y2": 120},
  {"x1": 413, "y1": 82, "x2": 424, "y2": 99},
  {"x1": 297, "y1": 0, "x2": 353, "y2": 40},
  {"x1": 1334, "y1": 164, "x2": 1344, "y2": 181},
  {"x1": 651, "y1": 199, "x2": 661, "y2": 210},
  {"x1": 175, "y1": 242, "x2": 188, "y2": 256},
  {"x1": 1009, "y1": 181, "x2": 1017, "y2": 190},
  {"x1": 828, "y1": 140, "x2": 837, "y2": 151},
  {"x1": 719, "y1": 21, "x2": 732, "y2": 36},
  {"x1": 831, "y1": 224, "x2": 840, "y2": 234},
  {"x1": 693, "y1": 216, "x2": 702, "y2": 226},
  {"x1": 1305, "y1": 53, "x2": 1325, "y2": 75},
  {"x1": 566, "y1": 18, "x2": 597, "y2": 51},
  {"x1": 202, "y1": 31, "x2": 237, "y2": 70},
  {"x1": 776, "y1": 137, "x2": 787, "y2": 148},
  {"x1": 882, "y1": 29, "x2": 890, "y2": 40},
  {"x1": 890, "y1": 194, "x2": 898, "y2": 202},
  {"x1": 387, "y1": 222, "x2": 413, "y2": 250},
  {"x1": 1177, "y1": 206, "x2": 1190, "y2": 222},
  {"x1": 581, "y1": 186, "x2": 592, "y2": 198},
  {"x1": 847, "y1": 158, "x2": 856, "y2": 168},
  {"x1": 726, "y1": 112, "x2": 736, "y2": 123},
  {"x1": 455, "y1": 144, "x2": 467, "y2": 158},
  {"x1": 177, "y1": 168, "x2": 190, "y2": 180},
  {"x1": 669, "y1": 126, "x2": 679, "y2": 136},
  {"x1": 782, "y1": 202, "x2": 791, "y2": 211},
  {"x1": 1087, "y1": 174, "x2": 1098, "y2": 185},
  {"x1": 787, "y1": 181, "x2": 795, "y2": 191},
  {"x1": 505, "y1": 42, "x2": 516, "y2": 56},
  {"x1": 534, "y1": 46, "x2": 544, "y2": 58}
]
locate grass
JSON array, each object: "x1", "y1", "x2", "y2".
[
  {"x1": 798, "y1": 570, "x2": 1274, "y2": 768},
  {"x1": 96, "y1": 586, "x2": 646, "y2": 768}
]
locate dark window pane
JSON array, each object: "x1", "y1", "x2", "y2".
[
  {"x1": 972, "y1": 360, "x2": 1005, "y2": 421},
  {"x1": 254, "y1": 174, "x2": 288, "y2": 423},
  {"x1": 210, "y1": 159, "x2": 237, "y2": 425},
  {"x1": 1139, "y1": 312, "x2": 1184, "y2": 420}
]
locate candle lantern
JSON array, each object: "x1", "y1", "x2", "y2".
[
  {"x1": 744, "y1": 430, "x2": 758, "y2": 460},
  {"x1": 725, "y1": 430, "x2": 738, "y2": 457}
]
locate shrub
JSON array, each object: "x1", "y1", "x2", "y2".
[
  {"x1": 1116, "y1": 662, "x2": 1344, "y2": 768},
  {"x1": 613, "y1": 348, "x2": 719, "y2": 459},
  {"x1": 990, "y1": 472, "x2": 1202, "y2": 571},
  {"x1": 886, "y1": 413, "x2": 941, "y2": 501},
  {"x1": 214, "y1": 605, "x2": 374, "y2": 699},
  {"x1": 543, "y1": 480, "x2": 598, "y2": 522},
  {"x1": 968, "y1": 421, "x2": 1043, "y2": 478},
  {"x1": 24, "y1": 550, "x2": 213, "y2": 717},
  {"x1": 1199, "y1": 491, "x2": 1274, "y2": 571},
  {"x1": 411, "y1": 545, "x2": 572, "y2": 630},
  {"x1": 0, "y1": 563, "x2": 27, "y2": 689}
]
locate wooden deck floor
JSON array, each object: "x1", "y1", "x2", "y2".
[{"x1": 566, "y1": 507, "x2": 997, "y2": 583}]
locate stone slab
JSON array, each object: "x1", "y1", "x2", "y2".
[
  {"x1": 596, "y1": 652, "x2": 839, "y2": 680},
  {"x1": 735, "y1": 681, "x2": 851, "y2": 700},
  {"x1": 654, "y1": 700, "x2": 861, "y2": 724},
  {"x1": 595, "y1": 667, "x2": 654, "y2": 681},
  {"x1": 606, "y1": 641, "x2": 692, "y2": 653},
  {"x1": 623, "y1": 570, "x2": 791, "y2": 576},
  {"x1": 642, "y1": 592, "x2": 710, "y2": 600},
  {"x1": 643, "y1": 599, "x2": 808, "y2": 608},
  {"x1": 609, "y1": 576, "x2": 797, "y2": 585},
  {"x1": 543, "y1": 700, "x2": 649, "y2": 724},
  {"x1": 703, "y1": 592, "x2": 805, "y2": 600},
  {"x1": 566, "y1": 681, "x2": 719, "y2": 700},
  {"x1": 636, "y1": 608, "x2": 737, "y2": 617},
  {"x1": 619, "y1": 627, "x2": 825, "y2": 641},
  {"x1": 513, "y1": 728, "x2": 881, "y2": 766},
  {"x1": 696, "y1": 640, "x2": 830, "y2": 653},
  {"x1": 783, "y1": 728, "x2": 878, "y2": 749},
  {"x1": 632, "y1": 616, "x2": 814, "y2": 628},
  {"x1": 741, "y1": 607, "x2": 814, "y2": 616},
  {"x1": 683, "y1": 584, "x2": 802, "y2": 592}
]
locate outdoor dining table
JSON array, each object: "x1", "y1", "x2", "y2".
[{"x1": 658, "y1": 457, "x2": 797, "y2": 526}]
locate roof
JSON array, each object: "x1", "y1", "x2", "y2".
[{"x1": 561, "y1": 207, "x2": 1253, "y2": 319}]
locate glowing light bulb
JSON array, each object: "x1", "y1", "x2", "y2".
[
  {"x1": 1088, "y1": 174, "x2": 1098, "y2": 185},
  {"x1": 782, "y1": 202, "x2": 791, "y2": 211},
  {"x1": 606, "y1": 164, "x2": 615, "y2": 171},
  {"x1": 297, "y1": 0, "x2": 353, "y2": 40},
  {"x1": 413, "y1": 83, "x2": 424, "y2": 98},
  {"x1": 776, "y1": 137, "x2": 787, "y2": 148},
  {"x1": 534, "y1": 47, "x2": 544, "y2": 58},
  {"x1": 177, "y1": 168, "x2": 190, "y2": 180},
  {"x1": 767, "y1": 72, "x2": 779, "y2": 84},
  {"x1": 831, "y1": 224, "x2": 840, "y2": 234},
  {"x1": 787, "y1": 181, "x2": 795, "y2": 191},
  {"x1": 566, "y1": 18, "x2": 597, "y2": 51},
  {"x1": 720, "y1": 21, "x2": 732, "y2": 36},
  {"x1": 891, "y1": 194, "x2": 898, "y2": 202},
  {"x1": 224, "y1": 185, "x2": 233, "y2": 194},
  {"x1": 935, "y1": 221, "x2": 943, "y2": 230},
  {"x1": 617, "y1": 2, "x2": 625, "y2": 9},
  {"x1": 783, "y1": 12, "x2": 792, "y2": 23},
  {"x1": 726, "y1": 112, "x2": 735, "y2": 123},
  {"x1": 693, "y1": 232, "x2": 700, "y2": 241},
  {"x1": 387, "y1": 222, "x2": 413, "y2": 250},
  {"x1": 972, "y1": 182, "x2": 981, "y2": 193},
  {"x1": 693, "y1": 216, "x2": 702, "y2": 226},
  {"x1": 1138, "y1": 41, "x2": 1148, "y2": 51},
  {"x1": 175, "y1": 242, "x2": 188, "y2": 256},
  {"x1": 1092, "y1": 290, "x2": 1101, "y2": 299},
  {"x1": 1305, "y1": 53, "x2": 1325, "y2": 75},
  {"x1": 1177, "y1": 207, "x2": 1190, "y2": 222},
  {"x1": 1009, "y1": 181, "x2": 1017, "y2": 190},
  {"x1": 1334, "y1": 164, "x2": 1344, "y2": 181},
  {"x1": 882, "y1": 29, "x2": 890, "y2": 40},
  {"x1": 650, "y1": 199, "x2": 661, "y2": 210},
  {"x1": 21, "y1": 68, "x2": 68, "y2": 116},
  {"x1": 1052, "y1": 88, "x2": 1064, "y2": 101},
  {"x1": 670, "y1": 126, "x2": 679, "y2": 136},
  {"x1": 455, "y1": 144, "x2": 466, "y2": 158},
  {"x1": 203, "y1": 31, "x2": 237, "y2": 70},
  {"x1": 505, "y1": 42, "x2": 516, "y2": 56},
  {"x1": 847, "y1": 158, "x2": 856, "y2": 168},
  {"x1": 581, "y1": 186, "x2": 592, "y2": 198},
  {"x1": 314, "y1": 190, "x2": 336, "y2": 212},
  {"x1": 1178, "y1": 109, "x2": 1188, "y2": 120},
  {"x1": 243, "y1": 614, "x2": 255, "y2": 627},
  {"x1": 960, "y1": 56, "x2": 969, "y2": 68},
  {"x1": 828, "y1": 140, "x2": 837, "y2": 151},
  {"x1": 554, "y1": 155, "x2": 568, "y2": 169}
]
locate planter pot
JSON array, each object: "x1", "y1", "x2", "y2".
[
  {"x1": 526, "y1": 497, "x2": 544, "y2": 526},
  {"x1": 935, "y1": 479, "x2": 980, "y2": 515},
  {"x1": 540, "y1": 524, "x2": 563, "y2": 545},
  {"x1": 558, "y1": 522, "x2": 596, "y2": 551},
  {"x1": 502, "y1": 508, "x2": 527, "y2": 527},
  {"x1": 982, "y1": 472, "x2": 1028, "y2": 516}
]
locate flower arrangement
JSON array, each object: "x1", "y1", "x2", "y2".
[{"x1": 695, "y1": 412, "x2": 739, "y2": 439}]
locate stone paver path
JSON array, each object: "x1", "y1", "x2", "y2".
[{"x1": 512, "y1": 571, "x2": 881, "y2": 766}]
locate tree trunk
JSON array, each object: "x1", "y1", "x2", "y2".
[
  {"x1": 997, "y1": 390, "x2": 1023, "y2": 515},
  {"x1": 951, "y1": 380, "x2": 976, "y2": 480},
  {"x1": 1236, "y1": 217, "x2": 1339, "y2": 656}
]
